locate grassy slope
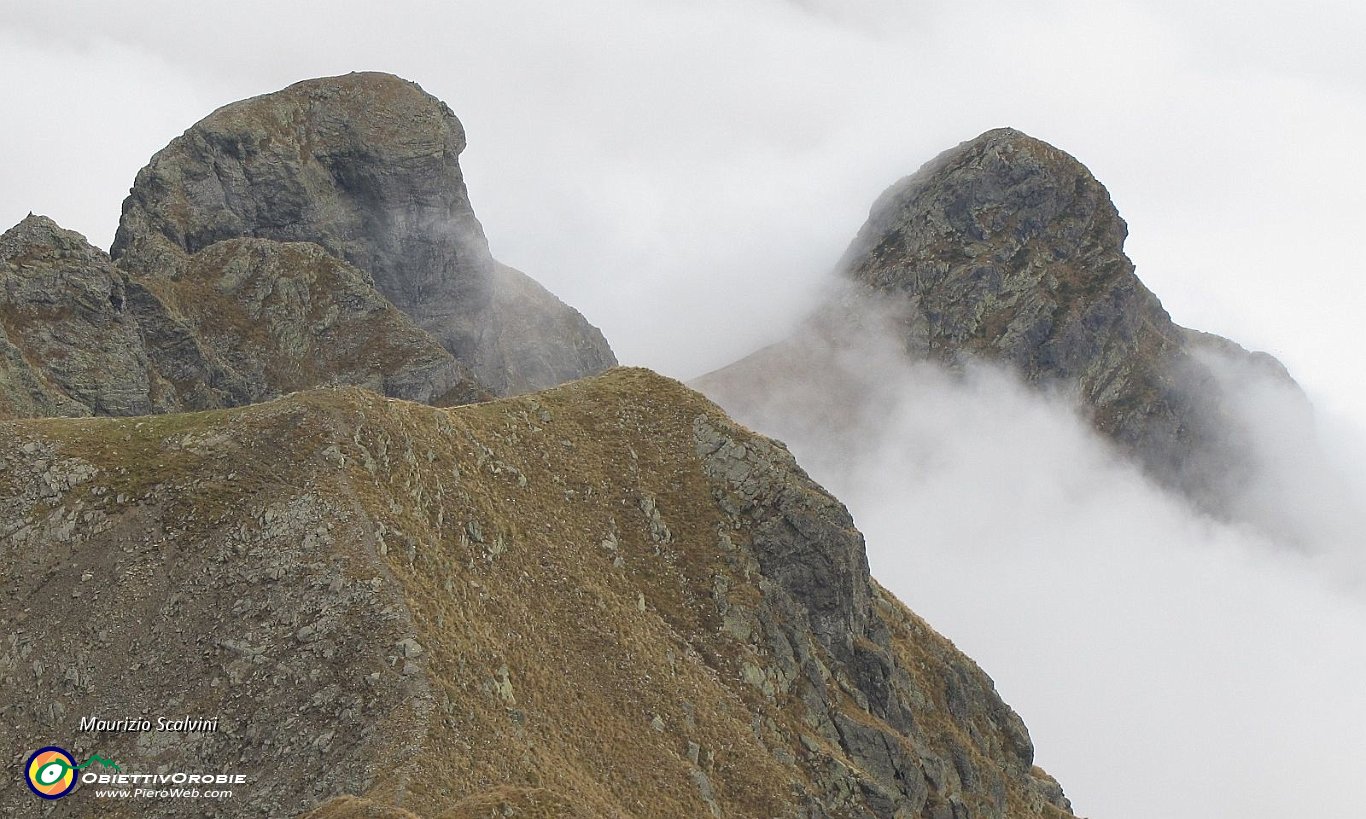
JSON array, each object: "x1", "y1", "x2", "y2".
[{"x1": 0, "y1": 368, "x2": 1070, "y2": 818}]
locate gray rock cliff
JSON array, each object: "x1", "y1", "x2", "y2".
[
  {"x1": 0, "y1": 215, "x2": 156, "y2": 418},
  {"x1": 111, "y1": 71, "x2": 615, "y2": 395}
]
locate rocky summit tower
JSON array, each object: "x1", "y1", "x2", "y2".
[
  {"x1": 112, "y1": 72, "x2": 616, "y2": 397},
  {"x1": 700, "y1": 127, "x2": 1297, "y2": 516}
]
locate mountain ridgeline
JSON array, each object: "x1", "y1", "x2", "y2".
[
  {"x1": 0, "y1": 371, "x2": 1072, "y2": 818},
  {"x1": 20, "y1": 71, "x2": 1317, "y2": 818}
]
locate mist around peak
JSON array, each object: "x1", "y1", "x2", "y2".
[{"x1": 697, "y1": 293, "x2": 1366, "y2": 818}]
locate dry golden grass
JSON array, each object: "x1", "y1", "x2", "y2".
[{"x1": 7, "y1": 367, "x2": 1074, "y2": 818}]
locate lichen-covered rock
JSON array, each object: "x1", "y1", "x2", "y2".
[
  {"x1": 142, "y1": 238, "x2": 485, "y2": 407},
  {"x1": 693, "y1": 412, "x2": 1064, "y2": 819},
  {"x1": 693, "y1": 415, "x2": 871, "y2": 653},
  {"x1": 0, "y1": 215, "x2": 485, "y2": 418},
  {"x1": 703, "y1": 128, "x2": 1291, "y2": 511},
  {"x1": 0, "y1": 215, "x2": 156, "y2": 417},
  {"x1": 0, "y1": 368, "x2": 1073, "y2": 818},
  {"x1": 111, "y1": 71, "x2": 614, "y2": 395}
]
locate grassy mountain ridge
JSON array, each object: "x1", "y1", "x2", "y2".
[{"x1": 1, "y1": 368, "x2": 1071, "y2": 817}]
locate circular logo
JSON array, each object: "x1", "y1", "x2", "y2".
[{"x1": 25, "y1": 746, "x2": 78, "y2": 799}]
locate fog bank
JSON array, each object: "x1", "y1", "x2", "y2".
[{"x1": 699, "y1": 318, "x2": 1366, "y2": 818}]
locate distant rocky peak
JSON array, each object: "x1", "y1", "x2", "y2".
[
  {"x1": 703, "y1": 127, "x2": 1297, "y2": 517},
  {"x1": 833, "y1": 126, "x2": 1171, "y2": 392},
  {"x1": 111, "y1": 72, "x2": 494, "y2": 344},
  {"x1": 842, "y1": 127, "x2": 1133, "y2": 307}
]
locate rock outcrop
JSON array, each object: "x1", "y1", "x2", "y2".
[
  {"x1": 139, "y1": 238, "x2": 485, "y2": 408},
  {"x1": 0, "y1": 368, "x2": 1073, "y2": 818},
  {"x1": 0, "y1": 215, "x2": 156, "y2": 418},
  {"x1": 1, "y1": 73, "x2": 614, "y2": 419},
  {"x1": 111, "y1": 71, "x2": 615, "y2": 395},
  {"x1": 0, "y1": 215, "x2": 483, "y2": 419},
  {"x1": 701, "y1": 128, "x2": 1291, "y2": 511}
]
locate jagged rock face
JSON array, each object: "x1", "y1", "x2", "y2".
[
  {"x1": 112, "y1": 72, "x2": 490, "y2": 356},
  {"x1": 141, "y1": 238, "x2": 486, "y2": 408},
  {"x1": 111, "y1": 71, "x2": 615, "y2": 395},
  {"x1": 705, "y1": 128, "x2": 1288, "y2": 508},
  {"x1": 0, "y1": 369, "x2": 1072, "y2": 818},
  {"x1": 841, "y1": 127, "x2": 1155, "y2": 381},
  {"x1": 0, "y1": 216, "x2": 156, "y2": 417},
  {"x1": 0, "y1": 215, "x2": 484, "y2": 418}
]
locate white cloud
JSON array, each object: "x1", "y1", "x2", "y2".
[{"x1": 698, "y1": 320, "x2": 1366, "y2": 818}]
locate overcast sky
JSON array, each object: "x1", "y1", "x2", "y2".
[{"x1": 2, "y1": 2, "x2": 1363, "y2": 816}]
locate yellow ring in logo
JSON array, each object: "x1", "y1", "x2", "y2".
[{"x1": 25, "y1": 746, "x2": 77, "y2": 799}]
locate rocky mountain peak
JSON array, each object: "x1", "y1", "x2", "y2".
[
  {"x1": 703, "y1": 128, "x2": 1291, "y2": 513},
  {"x1": 840, "y1": 126, "x2": 1146, "y2": 371},
  {"x1": 0, "y1": 214, "x2": 154, "y2": 418},
  {"x1": 851, "y1": 126, "x2": 1126, "y2": 269},
  {"x1": 0, "y1": 213, "x2": 485, "y2": 419},
  {"x1": 3, "y1": 72, "x2": 614, "y2": 418},
  {"x1": 3, "y1": 213, "x2": 104, "y2": 259},
  {"x1": 112, "y1": 73, "x2": 486, "y2": 311},
  {"x1": 112, "y1": 71, "x2": 614, "y2": 395}
]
